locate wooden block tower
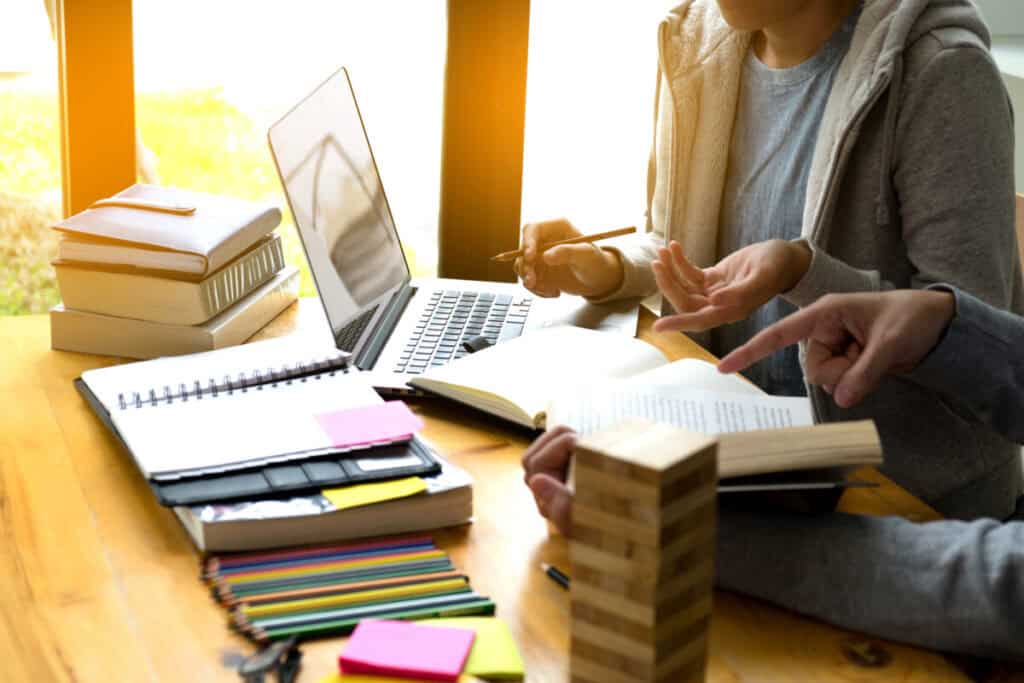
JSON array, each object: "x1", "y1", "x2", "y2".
[{"x1": 569, "y1": 418, "x2": 718, "y2": 683}]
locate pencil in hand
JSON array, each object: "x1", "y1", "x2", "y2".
[{"x1": 490, "y1": 226, "x2": 636, "y2": 263}]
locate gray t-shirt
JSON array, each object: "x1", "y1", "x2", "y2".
[{"x1": 714, "y1": 5, "x2": 861, "y2": 396}]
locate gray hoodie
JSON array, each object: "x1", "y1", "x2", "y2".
[
  {"x1": 718, "y1": 287, "x2": 1024, "y2": 660},
  {"x1": 598, "y1": 0, "x2": 1022, "y2": 519}
]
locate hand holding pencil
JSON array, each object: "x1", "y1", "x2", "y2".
[{"x1": 507, "y1": 218, "x2": 633, "y2": 299}]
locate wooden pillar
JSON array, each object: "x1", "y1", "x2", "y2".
[
  {"x1": 570, "y1": 419, "x2": 718, "y2": 683},
  {"x1": 438, "y1": 0, "x2": 530, "y2": 282},
  {"x1": 56, "y1": 0, "x2": 136, "y2": 218}
]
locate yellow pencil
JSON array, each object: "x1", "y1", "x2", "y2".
[
  {"x1": 217, "y1": 549, "x2": 447, "y2": 584},
  {"x1": 240, "y1": 577, "x2": 470, "y2": 618},
  {"x1": 490, "y1": 226, "x2": 636, "y2": 263}
]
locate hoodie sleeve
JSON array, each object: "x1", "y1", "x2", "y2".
[
  {"x1": 585, "y1": 230, "x2": 661, "y2": 303},
  {"x1": 717, "y1": 504, "x2": 1024, "y2": 662},
  {"x1": 784, "y1": 39, "x2": 1018, "y2": 308},
  {"x1": 906, "y1": 285, "x2": 1024, "y2": 443}
]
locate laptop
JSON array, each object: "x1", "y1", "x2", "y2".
[{"x1": 268, "y1": 66, "x2": 638, "y2": 394}]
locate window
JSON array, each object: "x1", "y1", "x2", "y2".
[
  {"x1": 521, "y1": 2, "x2": 667, "y2": 232},
  {"x1": 977, "y1": 0, "x2": 1024, "y2": 37},
  {"x1": 133, "y1": 0, "x2": 446, "y2": 296},
  {"x1": 0, "y1": 0, "x2": 61, "y2": 315}
]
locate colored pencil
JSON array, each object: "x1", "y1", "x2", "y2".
[
  {"x1": 239, "y1": 577, "x2": 471, "y2": 618},
  {"x1": 241, "y1": 591, "x2": 481, "y2": 631},
  {"x1": 213, "y1": 560, "x2": 456, "y2": 603},
  {"x1": 205, "y1": 536, "x2": 494, "y2": 644},
  {"x1": 241, "y1": 594, "x2": 496, "y2": 641},
  {"x1": 235, "y1": 570, "x2": 467, "y2": 607},
  {"x1": 252, "y1": 599, "x2": 497, "y2": 641},
  {"x1": 203, "y1": 536, "x2": 436, "y2": 577},
  {"x1": 212, "y1": 549, "x2": 447, "y2": 584}
]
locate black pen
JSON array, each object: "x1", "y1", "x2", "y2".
[{"x1": 541, "y1": 562, "x2": 570, "y2": 590}]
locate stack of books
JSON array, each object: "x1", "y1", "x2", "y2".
[
  {"x1": 75, "y1": 337, "x2": 476, "y2": 553},
  {"x1": 175, "y1": 456, "x2": 474, "y2": 553},
  {"x1": 49, "y1": 184, "x2": 299, "y2": 359}
]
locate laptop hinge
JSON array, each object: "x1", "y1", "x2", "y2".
[{"x1": 354, "y1": 283, "x2": 417, "y2": 370}]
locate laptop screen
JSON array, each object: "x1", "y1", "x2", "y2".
[{"x1": 268, "y1": 67, "x2": 410, "y2": 336}]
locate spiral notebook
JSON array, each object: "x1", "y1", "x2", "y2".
[{"x1": 77, "y1": 337, "x2": 432, "y2": 485}]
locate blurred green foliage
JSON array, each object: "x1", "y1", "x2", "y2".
[{"x1": 0, "y1": 87, "x2": 425, "y2": 315}]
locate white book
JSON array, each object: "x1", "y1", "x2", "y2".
[
  {"x1": 54, "y1": 184, "x2": 281, "y2": 276},
  {"x1": 174, "y1": 457, "x2": 473, "y2": 552},
  {"x1": 51, "y1": 266, "x2": 299, "y2": 359},
  {"x1": 54, "y1": 233, "x2": 286, "y2": 325}
]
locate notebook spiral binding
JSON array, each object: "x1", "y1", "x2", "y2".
[{"x1": 115, "y1": 353, "x2": 351, "y2": 410}]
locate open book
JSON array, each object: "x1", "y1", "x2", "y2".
[
  {"x1": 409, "y1": 326, "x2": 804, "y2": 429},
  {"x1": 409, "y1": 327, "x2": 882, "y2": 478}
]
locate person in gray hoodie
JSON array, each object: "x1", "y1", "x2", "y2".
[
  {"x1": 517, "y1": 0, "x2": 1022, "y2": 519},
  {"x1": 525, "y1": 286, "x2": 1024, "y2": 659}
]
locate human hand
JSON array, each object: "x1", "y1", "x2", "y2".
[
  {"x1": 652, "y1": 239, "x2": 811, "y2": 333},
  {"x1": 717, "y1": 290, "x2": 956, "y2": 408},
  {"x1": 516, "y1": 218, "x2": 624, "y2": 298},
  {"x1": 521, "y1": 425, "x2": 577, "y2": 536}
]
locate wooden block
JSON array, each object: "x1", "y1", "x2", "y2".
[
  {"x1": 571, "y1": 529, "x2": 713, "y2": 587},
  {"x1": 574, "y1": 457, "x2": 716, "y2": 528},
  {"x1": 570, "y1": 419, "x2": 717, "y2": 683},
  {"x1": 572, "y1": 635, "x2": 654, "y2": 679},
  {"x1": 574, "y1": 462, "x2": 660, "y2": 499}
]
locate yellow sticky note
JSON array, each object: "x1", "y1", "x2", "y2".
[
  {"x1": 420, "y1": 617, "x2": 525, "y2": 680},
  {"x1": 323, "y1": 476, "x2": 427, "y2": 511}
]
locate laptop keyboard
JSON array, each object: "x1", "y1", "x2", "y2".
[
  {"x1": 336, "y1": 305, "x2": 379, "y2": 352},
  {"x1": 394, "y1": 290, "x2": 533, "y2": 375}
]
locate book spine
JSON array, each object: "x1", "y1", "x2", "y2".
[{"x1": 200, "y1": 235, "x2": 285, "y2": 320}]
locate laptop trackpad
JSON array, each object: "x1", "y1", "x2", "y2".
[{"x1": 534, "y1": 296, "x2": 640, "y2": 337}]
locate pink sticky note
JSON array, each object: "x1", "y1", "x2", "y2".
[
  {"x1": 316, "y1": 402, "x2": 424, "y2": 449},
  {"x1": 339, "y1": 619, "x2": 475, "y2": 682}
]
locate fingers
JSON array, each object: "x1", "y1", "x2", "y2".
[
  {"x1": 528, "y1": 473, "x2": 573, "y2": 536},
  {"x1": 522, "y1": 426, "x2": 576, "y2": 483},
  {"x1": 652, "y1": 305, "x2": 738, "y2": 333},
  {"x1": 656, "y1": 246, "x2": 701, "y2": 293},
  {"x1": 804, "y1": 340, "x2": 854, "y2": 387},
  {"x1": 717, "y1": 306, "x2": 821, "y2": 374},
  {"x1": 652, "y1": 261, "x2": 708, "y2": 316},
  {"x1": 543, "y1": 243, "x2": 604, "y2": 268},
  {"x1": 522, "y1": 220, "x2": 574, "y2": 294},
  {"x1": 834, "y1": 342, "x2": 890, "y2": 409},
  {"x1": 668, "y1": 241, "x2": 705, "y2": 289},
  {"x1": 520, "y1": 223, "x2": 541, "y2": 290}
]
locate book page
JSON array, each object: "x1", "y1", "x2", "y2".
[
  {"x1": 548, "y1": 387, "x2": 812, "y2": 437},
  {"x1": 411, "y1": 326, "x2": 667, "y2": 425},
  {"x1": 625, "y1": 358, "x2": 763, "y2": 396}
]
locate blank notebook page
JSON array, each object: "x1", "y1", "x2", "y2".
[{"x1": 111, "y1": 374, "x2": 411, "y2": 478}]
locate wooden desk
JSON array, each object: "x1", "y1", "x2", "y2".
[{"x1": 0, "y1": 301, "x2": 981, "y2": 682}]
